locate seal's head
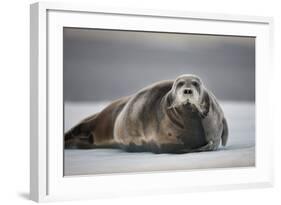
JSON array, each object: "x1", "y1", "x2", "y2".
[{"x1": 169, "y1": 74, "x2": 204, "y2": 109}]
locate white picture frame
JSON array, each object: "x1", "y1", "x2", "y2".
[{"x1": 30, "y1": 2, "x2": 274, "y2": 202}]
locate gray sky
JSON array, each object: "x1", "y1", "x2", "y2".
[{"x1": 63, "y1": 28, "x2": 255, "y2": 102}]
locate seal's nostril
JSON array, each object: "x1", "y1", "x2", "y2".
[{"x1": 183, "y1": 89, "x2": 192, "y2": 95}]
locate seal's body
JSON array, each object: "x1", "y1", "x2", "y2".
[{"x1": 64, "y1": 74, "x2": 228, "y2": 153}]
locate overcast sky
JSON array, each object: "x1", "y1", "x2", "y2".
[{"x1": 63, "y1": 28, "x2": 255, "y2": 102}]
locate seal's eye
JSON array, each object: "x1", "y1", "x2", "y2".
[
  {"x1": 192, "y1": 81, "x2": 199, "y2": 87},
  {"x1": 177, "y1": 81, "x2": 184, "y2": 87}
]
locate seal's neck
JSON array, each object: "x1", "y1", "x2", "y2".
[
  {"x1": 161, "y1": 92, "x2": 185, "y2": 129},
  {"x1": 161, "y1": 91, "x2": 204, "y2": 128}
]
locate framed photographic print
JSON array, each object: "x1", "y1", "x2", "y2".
[{"x1": 30, "y1": 2, "x2": 274, "y2": 202}]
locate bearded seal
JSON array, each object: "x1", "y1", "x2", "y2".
[{"x1": 64, "y1": 74, "x2": 228, "y2": 153}]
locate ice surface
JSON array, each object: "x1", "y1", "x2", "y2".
[{"x1": 64, "y1": 101, "x2": 255, "y2": 176}]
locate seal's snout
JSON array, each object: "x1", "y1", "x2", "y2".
[{"x1": 183, "y1": 88, "x2": 193, "y2": 95}]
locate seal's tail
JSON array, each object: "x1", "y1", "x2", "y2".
[{"x1": 64, "y1": 114, "x2": 98, "y2": 149}]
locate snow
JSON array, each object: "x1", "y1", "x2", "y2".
[{"x1": 64, "y1": 101, "x2": 255, "y2": 176}]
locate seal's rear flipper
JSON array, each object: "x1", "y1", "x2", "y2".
[
  {"x1": 64, "y1": 132, "x2": 95, "y2": 149},
  {"x1": 64, "y1": 114, "x2": 97, "y2": 149}
]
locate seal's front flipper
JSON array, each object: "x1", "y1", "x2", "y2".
[
  {"x1": 178, "y1": 141, "x2": 213, "y2": 153},
  {"x1": 64, "y1": 114, "x2": 97, "y2": 149},
  {"x1": 221, "y1": 118, "x2": 228, "y2": 146},
  {"x1": 198, "y1": 91, "x2": 210, "y2": 119}
]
